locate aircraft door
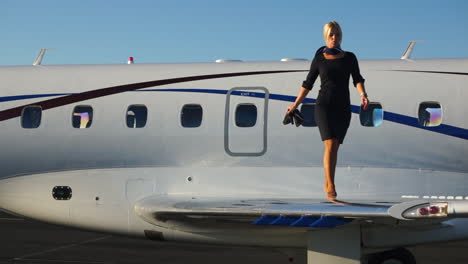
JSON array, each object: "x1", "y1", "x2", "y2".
[{"x1": 224, "y1": 87, "x2": 269, "y2": 156}]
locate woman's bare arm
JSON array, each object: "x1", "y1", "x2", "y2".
[
  {"x1": 287, "y1": 87, "x2": 310, "y2": 114},
  {"x1": 356, "y1": 82, "x2": 369, "y2": 109}
]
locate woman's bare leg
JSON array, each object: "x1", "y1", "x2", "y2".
[{"x1": 323, "y1": 138, "x2": 340, "y2": 197}]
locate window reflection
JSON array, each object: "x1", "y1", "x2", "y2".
[
  {"x1": 360, "y1": 103, "x2": 383, "y2": 127},
  {"x1": 127, "y1": 105, "x2": 147, "y2": 128},
  {"x1": 418, "y1": 102, "x2": 442, "y2": 127},
  {"x1": 72, "y1": 106, "x2": 93, "y2": 128}
]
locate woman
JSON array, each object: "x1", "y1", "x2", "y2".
[{"x1": 286, "y1": 21, "x2": 369, "y2": 199}]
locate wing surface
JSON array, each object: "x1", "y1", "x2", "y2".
[
  {"x1": 134, "y1": 195, "x2": 406, "y2": 228},
  {"x1": 134, "y1": 195, "x2": 468, "y2": 230}
]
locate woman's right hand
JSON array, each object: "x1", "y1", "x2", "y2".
[{"x1": 286, "y1": 104, "x2": 297, "y2": 115}]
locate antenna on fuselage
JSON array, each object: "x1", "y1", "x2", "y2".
[
  {"x1": 33, "y1": 48, "x2": 55, "y2": 66},
  {"x1": 400, "y1": 40, "x2": 427, "y2": 60}
]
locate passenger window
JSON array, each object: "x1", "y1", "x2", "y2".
[
  {"x1": 126, "y1": 105, "x2": 147, "y2": 128},
  {"x1": 72, "y1": 105, "x2": 93, "y2": 128},
  {"x1": 360, "y1": 103, "x2": 383, "y2": 127},
  {"x1": 235, "y1": 104, "x2": 257, "y2": 127},
  {"x1": 21, "y1": 106, "x2": 42, "y2": 128},
  {"x1": 418, "y1": 102, "x2": 442, "y2": 127},
  {"x1": 300, "y1": 103, "x2": 317, "y2": 127},
  {"x1": 181, "y1": 104, "x2": 203, "y2": 128}
]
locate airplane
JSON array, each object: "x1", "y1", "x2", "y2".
[{"x1": 0, "y1": 44, "x2": 467, "y2": 264}]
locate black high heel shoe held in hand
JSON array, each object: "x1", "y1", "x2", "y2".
[{"x1": 283, "y1": 109, "x2": 304, "y2": 127}]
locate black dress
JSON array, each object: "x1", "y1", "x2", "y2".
[{"x1": 302, "y1": 47, "x2": 365, "y2": 144}]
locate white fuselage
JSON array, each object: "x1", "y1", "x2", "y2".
[{"x1": 0, "y1": 59, "x2": 467, "y2": 248}]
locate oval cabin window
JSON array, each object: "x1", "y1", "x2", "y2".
[
  {"x1": 21, "y1": 106, "x2": 42, "y2": 129},
  {"x1": 235, "y1": 104, "x2": 257, "y2": 127},
  {"x1": 359, "y1": 103, "x2": 383, "y2": 127},
  {"x1": 418, "y1": 102, "x2": 442, "y2": 127},
  {"x1": 72, "y1": 105, "x2": 93, "y2": 129},
  {"x1": 126, "y1": 105, "x2": 148, "y2": 128},
  {"x1": 181, "y1": 104, "x2": 203, "y2": 128}
]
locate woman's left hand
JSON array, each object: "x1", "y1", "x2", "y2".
[{"x1": 361, "y1": 95, "x2": 369, "y2": 110}]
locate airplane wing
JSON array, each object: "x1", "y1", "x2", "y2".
[{"x1": 134, "y1": 195, "x2": 468, "y2": 229}]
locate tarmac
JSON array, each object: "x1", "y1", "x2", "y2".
[{"x1": 1, "y1": 211, "x2": 468, "y2": 264}]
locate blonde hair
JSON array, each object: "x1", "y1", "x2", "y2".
[{"x1": 323, "y1": 21, "x2": 342, "y2": 45}]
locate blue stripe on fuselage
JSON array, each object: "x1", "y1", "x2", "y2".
[
  {"x1": 0, "y1": 89, "x2": 466, "y2": 140},
  {"x1": 0, "y1": 93, "x2": 73, "y2": 102}
]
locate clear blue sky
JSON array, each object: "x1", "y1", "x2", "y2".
[{"x1": 2, "y1": 0, "x2": 467, "y2": 65}]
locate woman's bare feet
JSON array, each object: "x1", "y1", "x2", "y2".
[
  {"x1": 326, "y1": 190, "x2": 337, "y2": 200},
  {"x1": 325, "y1": 184, "x2": 337, "y2": 199}
]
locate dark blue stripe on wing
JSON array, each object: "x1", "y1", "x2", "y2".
[{"x1": 252, "y1": 214, "x2": 352, "y2": 228}]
